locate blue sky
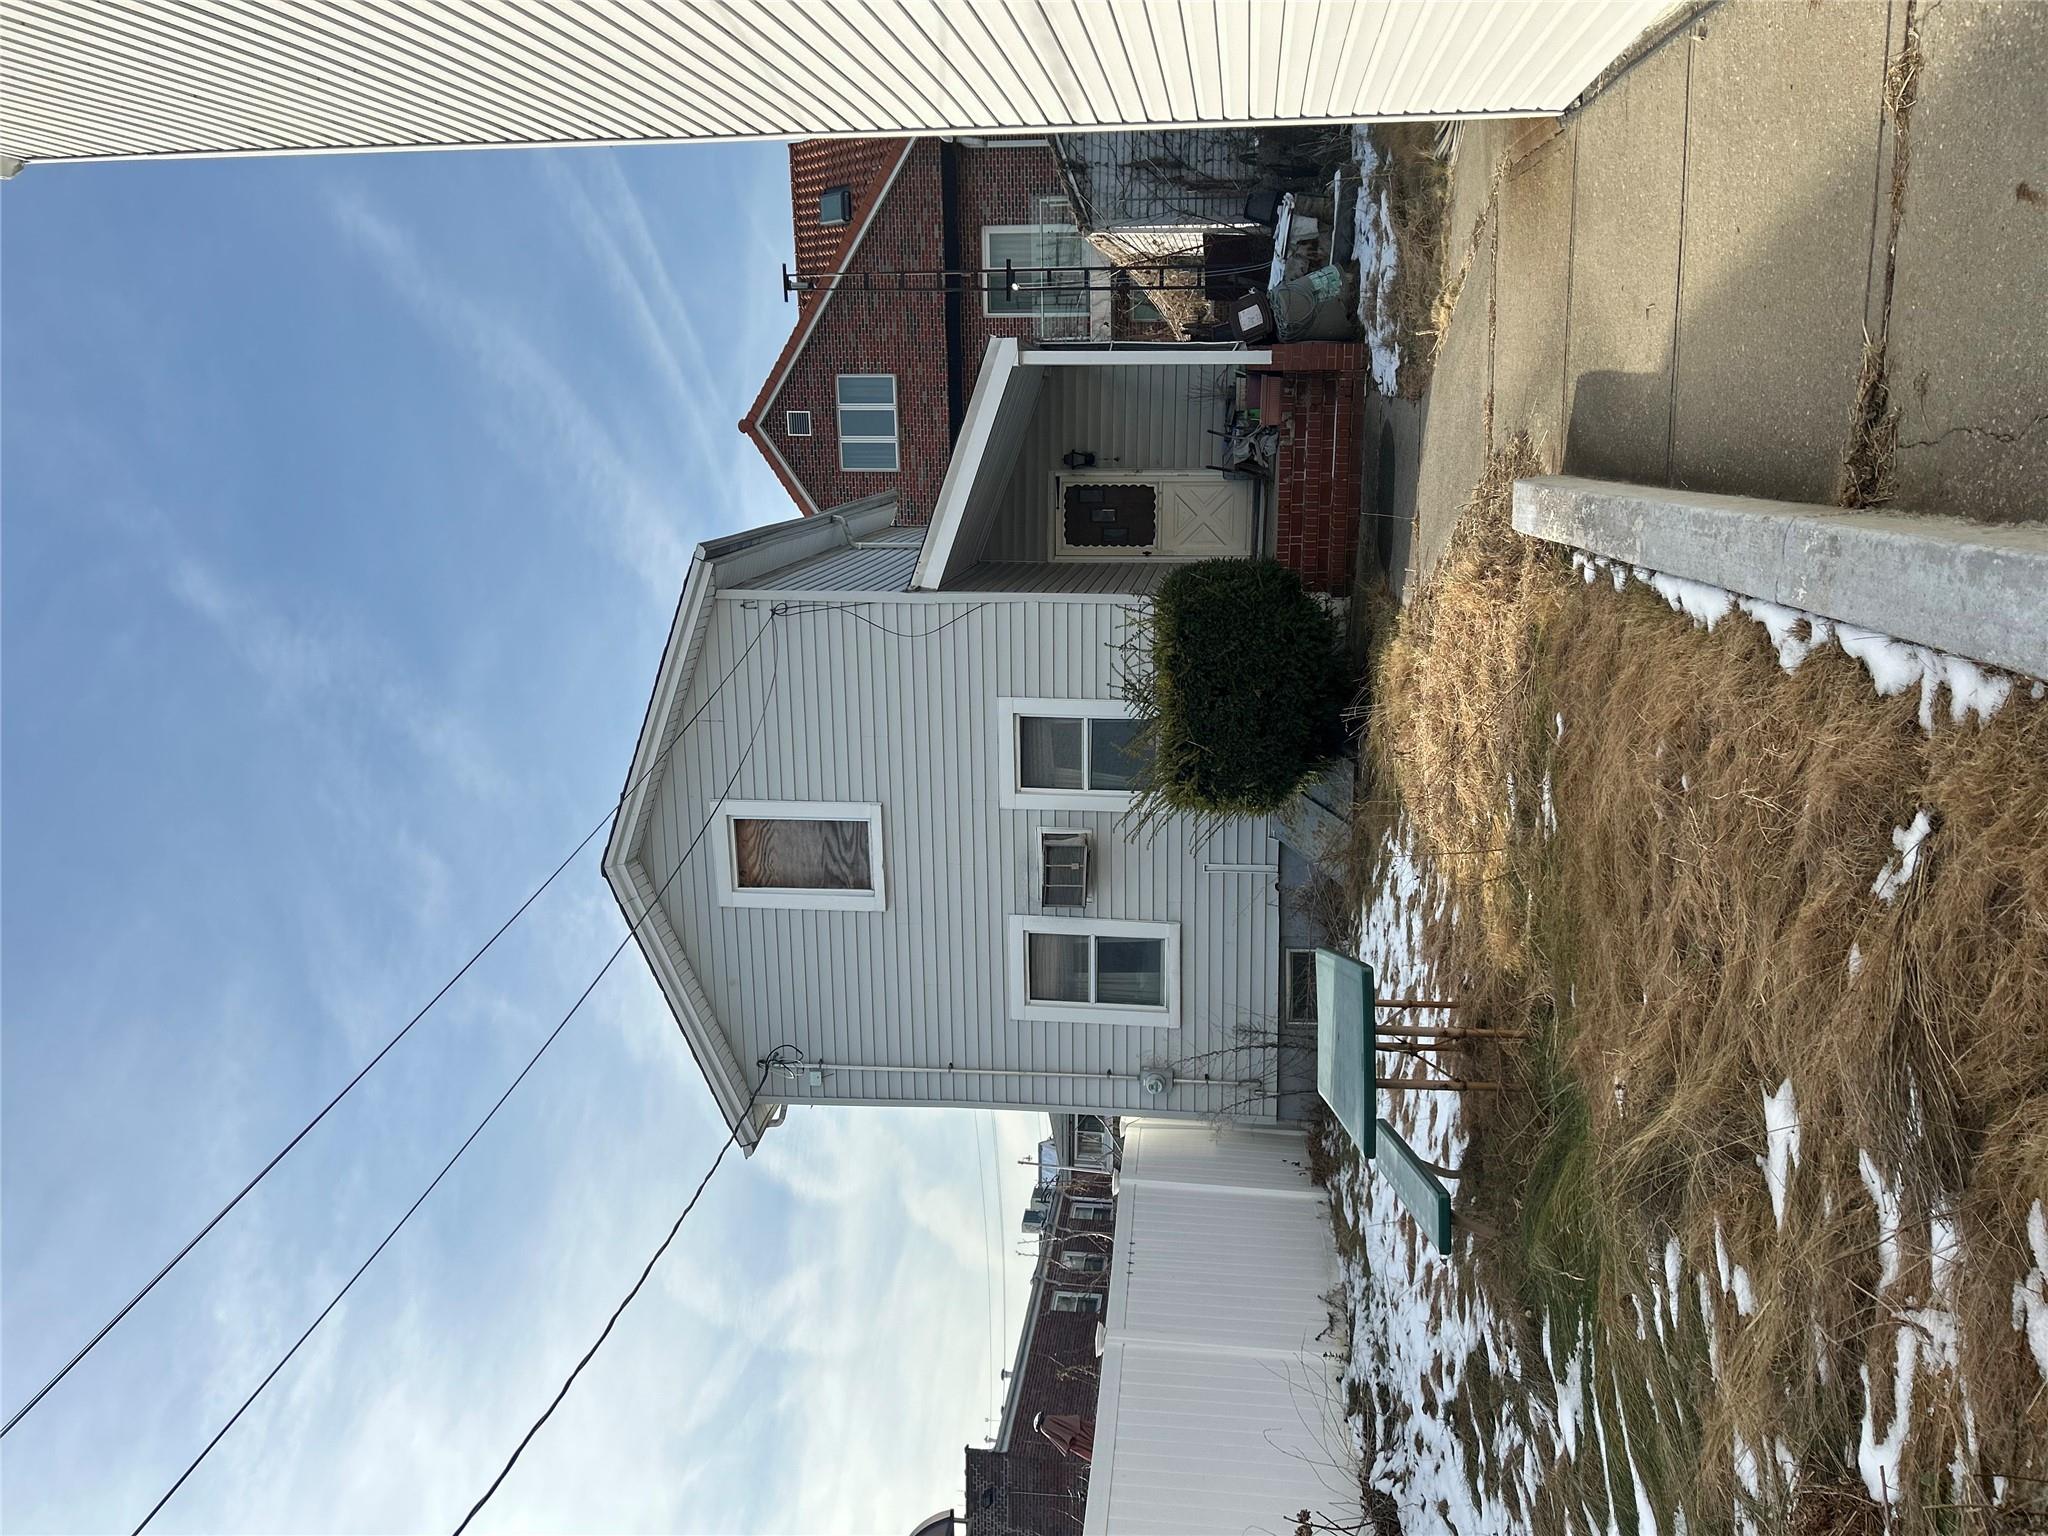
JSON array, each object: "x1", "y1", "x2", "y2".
[{"x1": 1, "y1": 145, "x2": 1043, "y2": 1534}]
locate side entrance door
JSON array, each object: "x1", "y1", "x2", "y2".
[{"x1": 1051, "y1": 472, "x2": 1255, "y2": 561}]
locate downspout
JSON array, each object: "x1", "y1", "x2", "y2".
[{"x1": 939, "y1": 137, "x2": 967, "y2": 444}]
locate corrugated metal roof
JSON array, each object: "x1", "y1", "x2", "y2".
[{"x1": 1, "y1": 1, "x2": 1680, "y2": 172}]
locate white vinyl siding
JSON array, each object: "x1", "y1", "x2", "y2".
[
  {"x1": 836, "y1": 375, "x2": 898, "y2": 471},
  {"x1": 714, "y1": 801, "x2": 885, "y2": 912},
  {"x1": 638, "y1": 592, "x2": 1278, "y2": 1120}
]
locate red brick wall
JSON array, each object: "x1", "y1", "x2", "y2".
[
  {"x1": 758, "y1": 142, "x2": 949, "y2": 520},
  {"x1": 1262, "y1": 343, "x2": 1367, "y2": 593},
  {"x1": 753, "y1": 139, "x2": 1072, "y2": 524},
  {"x1": 964, "y1": 1172, "x2": 1115, "y2": 1535},
  {"x1": 955, "y1": 141, "x2": 1076, "y2": 389}
]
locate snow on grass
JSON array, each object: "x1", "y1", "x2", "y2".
[
  {"x1": 1566, "y1": 552, "x2": 2026, "y2": 728},
  {"x1": 1871, "y1": 810, "x2": 1933, "y2": 903},
  {"x1": 2016, "y1": 1201, "x2": 2048, "y2": 1383},
  {"x1": 1760, "y1": 1080, "x2": 1800, "y2": 1230},
  {"x1": 1330, "y1": 821, "x2": 1555, "y2": 1532},
  {"x1": 1350, "y1": 126, "x2": 1401, "y2": 395}
]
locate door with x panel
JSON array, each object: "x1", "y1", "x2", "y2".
[{"x1": 1052, "y1": 472, "x2": 1254, "y2": 561}]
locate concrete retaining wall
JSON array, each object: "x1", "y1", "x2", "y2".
[{"x1": 1512, "y1": 476, "x2": 2048, "y2": 680}]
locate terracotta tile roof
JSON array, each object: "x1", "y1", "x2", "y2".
[
  {"x1": 739, "y1": 137, "x2": 916, "y2": 515},
  {"x1": 789, "y1": 137, "x2": 904, "y2": 288}
]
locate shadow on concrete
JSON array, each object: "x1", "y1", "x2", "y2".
[{"x1": 1563, "y1": 369, "x2": 1676, "y2": 485}]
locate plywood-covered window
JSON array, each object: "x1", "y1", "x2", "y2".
[{"x1": 716, "y1": 801, "x2": 885, "y2": 911}]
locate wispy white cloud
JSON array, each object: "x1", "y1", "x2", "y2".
[
  {"x1": 162, "y1": 541, "x2": 508, "y2": 804},
  {"x1": 325, "y1": 189, "x2": 694, "y2": 600}
]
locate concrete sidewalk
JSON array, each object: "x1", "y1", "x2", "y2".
[{"x1": 1372, "y1": 0, "x2": 2048, "y2": 593}]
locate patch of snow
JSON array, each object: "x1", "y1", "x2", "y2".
[
  {"x1": 1847, "y1": 942, "x2": 1863, "y2": 979},
  {"x1": 1545, "y1": 1325, "x2": 1585, "y2": 1459},
  {"x1": 1568, "y1": 550, "x2": 2019, "y2": 728},
  {"x1": 1871, "y1": 810, "x2": 1933, "y2": 903},
  {"x1": 2015, "y1": 1201, "x2": 2048, "y2": 1383},
  {"x1": 1648, "y1": 570, "x2": 1734, "y2": 629},
  {"x1": 1555, "y1": 711, "x2": 1566, "y2": 742},
  {"x1": 1730, "y1": 1264, "x2": 1757, "y2": 1318},
  {"x1": 1858, "y1": 1150, "x2": 1905, "y2": 1294},
  {"x1": 1761, "y1": 1080, "x2": 1800, "y2": 1229},
  {"x1": 1350, "y1": 126, "x2": 1401, "y2": 395},
  {"x1": 1540, "y1": 771, "x2": 1557, "y2": 837},
  {"x1": 1664, "y1": 1238, "x2": 1684, "y2": 1329},
  {"x1": 1859, "y1": 1323, "x2": 1919, "y2": 1502}
]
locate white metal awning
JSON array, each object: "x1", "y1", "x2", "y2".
[{"x1": 1, "y1": 1, "x2": 1685, "y2": 174}]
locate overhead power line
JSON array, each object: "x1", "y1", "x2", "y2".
[
  {"x1": 450, "y1": 1055, "x2": 784, "y2": 1535},
  {"x1": 0, "y1": 614, "x2": 773, "y2": 1441},
  {"x1": 130, "y1": 616, "x2": 784, "y2": 1533}
]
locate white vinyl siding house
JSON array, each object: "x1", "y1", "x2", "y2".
[{"x1": 602, "y1": 475, "x2": 1277, "y2": 1146}]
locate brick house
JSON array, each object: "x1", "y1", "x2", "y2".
[
  {"x1": 965, "y1": 1121, "x2": 1118, "y2": 1536},
  {"x1": 740, "y1": 138, "x2": 1365, "y2": 591}
]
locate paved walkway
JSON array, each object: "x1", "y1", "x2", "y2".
[{"x1": 1367, "y1": 0, "x2": 2048, "y2": 593}]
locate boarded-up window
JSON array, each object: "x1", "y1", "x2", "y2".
[{"x1": 732, "y1": 817, "x2": 873, "y2": 892}]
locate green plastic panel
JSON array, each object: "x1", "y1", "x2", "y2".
[
  {"x1": 1374, "y1": 1118, "x2": 1454, "y2": 1252},
  {"x1": 1314, "y1": 948, "x2": 1376, "y2": 1159}
]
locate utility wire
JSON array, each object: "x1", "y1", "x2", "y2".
[
  {"x1": 131, "y1": 617, "x2": 783, "y2": 1534},
  {"x1": 0, "y1": 614, "x2": 772, "y2": 1441},
  {"x1": 450, "y1": 1056, "x2": 785, "y2": 1535}
]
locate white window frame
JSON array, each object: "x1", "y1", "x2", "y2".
[
  {"x1": 1051, "y1": 1290, "x2": 1103, "y2": 1314},
  {"x1": 714, "y1": 800, "x2": 886, "y2": 912},
  {"x1": 1061, "y1": 1248, "x2": 1107, "y2": 1272},
  {"x1": 1008, "y1": 914, "x2": 1178, "y2": 1028},
  {"x1": 981, "y1": 220, "x2": 1098, "y2": 320},
  {"x1": 836, "y1": 374, "x2": 898, "y2": 472},
  {"x1": 785, "y1": 408, "x2": 812, "y2": 437},
  {"x1": 1069, "y1": 1199, "x2": 1113, "y2": 1223},
  {"x1": 998, "y1": 697, "x2": 1142, "y2": 812}
]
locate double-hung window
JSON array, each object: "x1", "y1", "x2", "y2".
[
  {"x1": 1051, "y1": 1291, "x2": 1103, "y2": 1314},
  {"x1": 998, "y1": 698, "x2": 1149, "y2": 811},
  {"x1": 715, "y1": 801, "x2": 886, "y2": 911},
  {"x1": 836, "y1": 374, "x2": 898, "y2": 471},
  {"x1": 1069, "y1": 1199, "x2": 1112, "y2": 1223},
  {"x1": 1009, "y1": 915, "x2": 1177, "y2": 1027},
  {"x1": 1061, "y1": 1249, "x2": 1107, "y2": 1273}
]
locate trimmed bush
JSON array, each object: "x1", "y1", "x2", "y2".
[{"x1": 1122, "y1": 559, "x2": 1351, "y2": 823}]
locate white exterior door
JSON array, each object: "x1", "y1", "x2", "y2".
[{"x1": 1052, "y1": 472, "x2": 1254, "y2": 561}]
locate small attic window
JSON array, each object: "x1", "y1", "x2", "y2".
[
  {"x1": 786, "y1": 409, "x2": 812, "y2": 437},
  {"x1": 819, "y1": 186, "x2": 853, "y2": 226}
]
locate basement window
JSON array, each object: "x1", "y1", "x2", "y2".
[{"x1": 1285, "y1": 949, "x2": 1319, "y2": 1024}]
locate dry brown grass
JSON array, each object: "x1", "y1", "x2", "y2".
[
  {"x1": 1368, "y1": 432, "x2": 1556, "y2": 969},
  {"x1": 1363, "y1": 438, "x2": 2048, "y2": 1530},
  {"x1": 1359, "y1": 122, "x2": 1454, "y2": 398}
]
